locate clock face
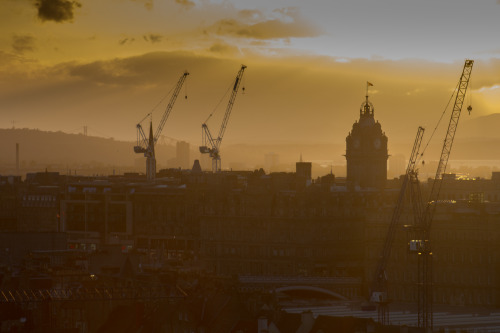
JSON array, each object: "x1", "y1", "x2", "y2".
[{"x1": 374, "y1": 138, "x2": 381, "y2": 149}]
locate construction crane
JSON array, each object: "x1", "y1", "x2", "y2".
[
  {"x1": 199, "y1": 65, "x2": 246, "y2": 172},
  {"x1": 370, "y1": 126, "x2": 425, "y2": 325},
  {"x1": 134, "y1": 71, "x2": 189, "y2": 180},
  {"x1": 412, "y1": 59, "x2": 474, "y2": 330}
]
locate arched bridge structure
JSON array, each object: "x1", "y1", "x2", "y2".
[
  {"x1": 275, "y1": 285, "x2": 349, "y2": 300},
  {"x1": 237, "y1": 276, "x2": 362, "y2": 300}
]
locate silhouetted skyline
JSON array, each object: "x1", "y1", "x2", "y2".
[{"x1": 0, "y1": 1, "x2": 499, "y2": 151}]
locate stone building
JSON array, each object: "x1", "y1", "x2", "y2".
[
  {"x1": 0, "y1": 175, "x2": 20, "y2": 231},
  {"x1": 361, "y1": 173, "x2": 500, "y2": 308},
  {"x1": 132, "y1": 182, "x2": 200, "y2": 261},
  {"x1": 60, "y1": 178, "x2": 134, "y2": 251},
  {"x1": 4, "y1": 123, "x2": 500, "y2": 311}
]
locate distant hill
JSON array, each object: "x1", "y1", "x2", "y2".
[
  {"x1": 0, "y1": 128, "x2": 176, "y2": 174},
  {"x1": 1, "y1": 122, "x2": 500, "y2": 178},
  {"x1": 460, "y1": 113, "x2": 500, "y2": 139}
]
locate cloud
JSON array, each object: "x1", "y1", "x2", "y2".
[
  {"x1": 238, "y1": 9, "x2": 265, "y2": 21},
  {"x1": 35, "y1": 0, "x2": 82, "y2": 23},
  {"x1": 207, "y1": 8, "x2": 320, "y2": 40},
  {"x1": 208, "y1": 42, "x2": 239, "y2": 55},
  {"x1": 118, "y1": 37, "x2": 135, "y2": 45},
  {"x1": 249, "y1": 40, "x2": 270, "y2": 47},
  {"x1": 64, "y1": 52, "x2": 210, "y2": 86},
  {"x1": 174, "y1": 0, "x2": 195, "y2": 9},
  {"x1": 131, "y1": 0, "x2": 153, "y2": 10},
  {"x1": 120, "y1": 34, "x2": 164, "y2": 45},
  {"x1": 2, "y1": 51, "x2": 498, "y2": 151},
  {"x1": 143, "y1": 34, "x2": 163, "y2": 44},
  {"x1": 0, "y1": 51, "x2": 31, "y2": 73},
  {"x1": 209, "y1": 18, "x2": 319, "y2": 40},
  {"x1": 12, "y1": 35, "x2": 36, "y2": 54},
  {"x1": 471, "y1": 58, "x2": 500, "y2": 90},
  {"x1": 405, "y1": 88, "x2": 423, "y2": 96}
]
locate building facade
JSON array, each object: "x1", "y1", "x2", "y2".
[{"x1": 4, "y1": 166, "x2": 500, "y2": 310}]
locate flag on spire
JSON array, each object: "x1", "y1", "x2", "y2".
[{"x1": 367, "y1": 81, "x2": 374, "y2": 86}]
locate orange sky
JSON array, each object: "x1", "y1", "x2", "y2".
[{"x1": 1, "y1": 0, "x2": 500, "y2": 165}]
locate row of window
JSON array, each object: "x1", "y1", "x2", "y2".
[{"x1": 23, "y1": 195, "x2": 56, "y2": 202}]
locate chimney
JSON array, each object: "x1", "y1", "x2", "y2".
[{"x1": 16, "y1": 143, "x2": 19, "y2": 175}]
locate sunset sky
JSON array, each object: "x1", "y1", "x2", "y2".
[{"x1": 1, "y1": 0, "x2": 500, "y2": 156}]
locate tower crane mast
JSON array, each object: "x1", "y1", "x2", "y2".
[
  {"x1": 422, "y1": 59, "x2": 474, "y2": 236},
  {"x1": 415, "y1": 59, "x2": 474, "y2": 330},
  {"x1": 134, "y1": 71, "x2": 189, "y2": 180},
  {"x1": 370, "y1": 126, "x2": 425, "y2": 325},
  {"x1": 200, "y1": 65, "x2": 246, "y2": 172}
]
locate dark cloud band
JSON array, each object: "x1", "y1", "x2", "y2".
[
  {"x1": 143, "y1": 34, "x2": 163, "y2": 44},
  {"x1": 12, "y1": 35, "x2": 36, "y2": 54},
  {"x1": 35, "y1": 0, "x2": 82, "y2": 23}
]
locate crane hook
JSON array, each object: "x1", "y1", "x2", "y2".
[{"x1": 467, "y1": 105, "x2": 472, "y2": 115}]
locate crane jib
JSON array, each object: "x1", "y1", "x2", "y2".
[
  {"x1": 199, "y1": 64, "x2": 246, "y2": 173},
  {"x1": 133, "y1": 71, "x2": 189, "y2": 181}
]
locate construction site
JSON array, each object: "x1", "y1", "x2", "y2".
[{"x1": 2, "y1": 60, "x2": 500, "y2": 332}]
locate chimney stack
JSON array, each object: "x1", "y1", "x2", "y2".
[{"x1": 16, "y1": 143, "x2": 19, "y2": 175}]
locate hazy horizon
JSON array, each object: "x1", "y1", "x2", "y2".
[
  {"x1": 2, "y1": 126, "x2": 500, "y2": 181},
  {"x1": 1, "y1": 0, "x2": 499, "y2": 173}
]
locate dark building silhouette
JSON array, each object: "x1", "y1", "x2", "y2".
[
  {"x1": 176, "y1": 140, "x2": 190, "y2": 169},
  {"x1": 5, "y1": 167, "x2": 500, "y2": 309},
  {"x1": 0, "y1": 175, "x2": 21, "y2": 231},
  {"x1": 345, "y1": 94, "x2": 388, "y2": 189},
  {"x1": 296, "y1": 157, "x2": 312, "y2": 180},
  {"x1": 296, "y1": 155, "x2": 312, "y2": 188},
  {"x1": 191, "y1": 159, "x2": 202, "y2": 173},
  {"x1": 7, "y1": 90, "x2": 500, "y2": 333}
]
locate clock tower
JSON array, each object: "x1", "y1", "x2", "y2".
[{"x1": 345, "y1": 88, "x2": 388, "y2": 189}]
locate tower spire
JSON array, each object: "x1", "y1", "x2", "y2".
[
  {"x1": 148, "y1": 121, "x2": 155, "y2": 157},
  {"x1": 360, "y1": 81, "x2": 375, "y2": 118},
  {"x1": 146, "y1": 121, "x2": 156, "y2": 181},
  {"x1": 366, "y1": 81, "x2": 373, "y2": 101}
]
